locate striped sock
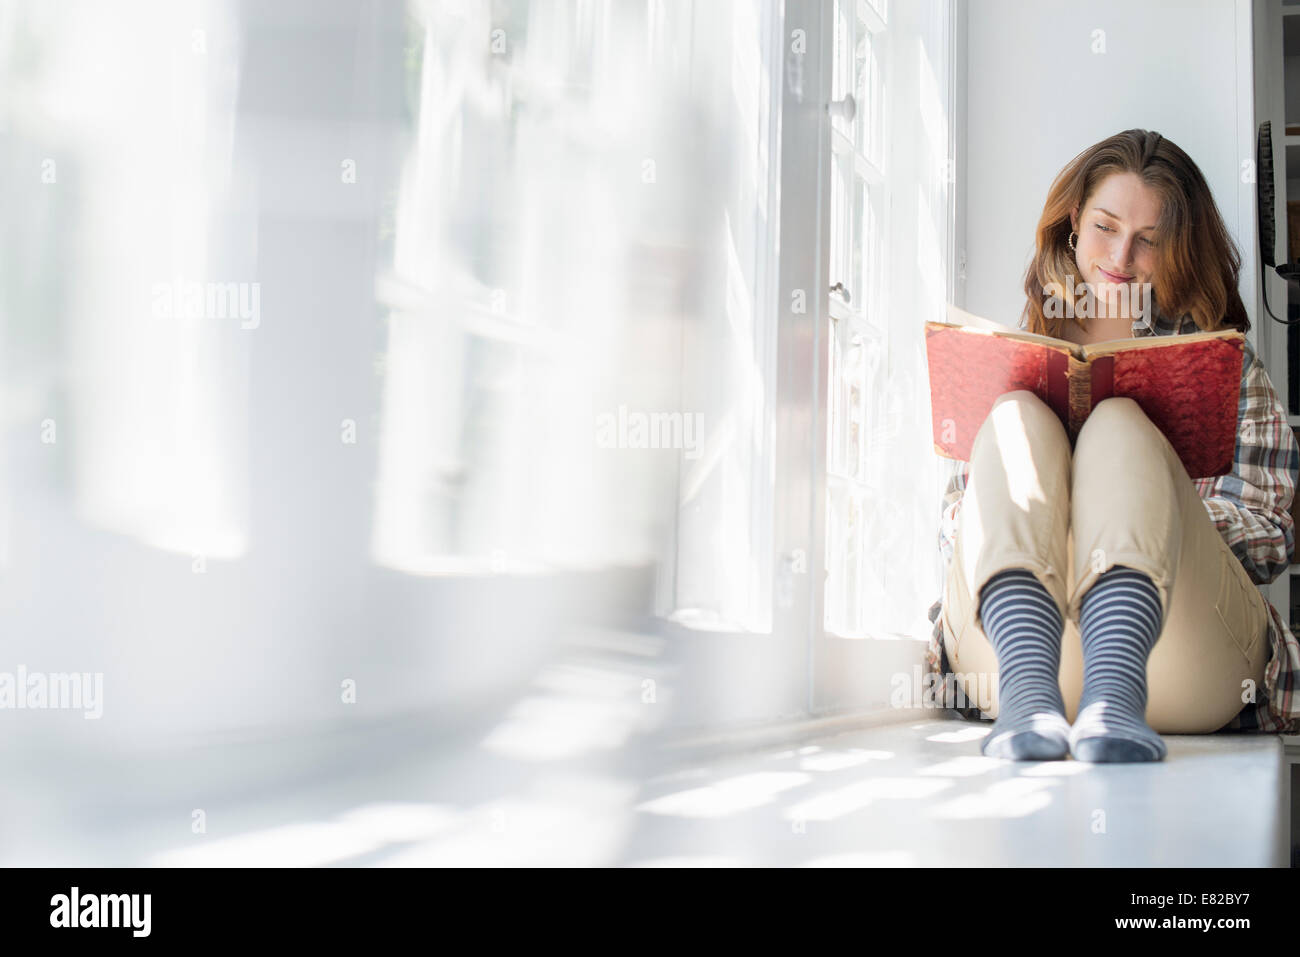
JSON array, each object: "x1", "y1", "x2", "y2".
[
  {"x1": 977, "y1": 568, "x2": 1071, "y2": 760},
  {"x1": 1068, "y1": 565, "x2": 1167, "y2": 763}
]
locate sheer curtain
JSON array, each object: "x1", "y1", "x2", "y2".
[
  {"x1": 372, "y1": 0, "x2": 780, "y2": 639},
  {"x1": 661, "y1": 0, "x2": 780, "y2": 633},
  {"x1": 3, "y1": 0, "x2": 250, "y2": 559},
  {"x1": 372, "y1": 0, "x2": 639, "y2": 575}
]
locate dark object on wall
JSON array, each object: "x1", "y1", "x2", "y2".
[{"x1": 1257, "y1": 121, "x2": 1300, "y2": 324}]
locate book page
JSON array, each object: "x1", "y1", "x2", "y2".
[
  {"x1": 945, "y1": 302, "x2": 1018, "y2": 332},
  {"x1": 927, "y1": 319, "x2": 1080, "y2": 356},
  {"x1": 941, "y1": 303, "x2": 1088, "y2": 354},
  {"x1": 1079, "y1": 328, "x2": 1245, "y2": 358}
]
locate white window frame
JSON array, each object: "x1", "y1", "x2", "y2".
[
  {"x1": 809, "y1": 0, "x2": 961, "y2": 713},
  {"x1": 659, "y1": 0, "x2": 964, "y2": 729}
]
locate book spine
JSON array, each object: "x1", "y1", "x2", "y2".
[
  {"x1": 1067, "y1": 355, "x2": 1091, "y2": 441},
  {"x1": 1046, "y1": 350, "x2": 1068, "y2": 425},
  {"x1": 1091, "y1": 354, "x2": 1115, "y2": 409}
]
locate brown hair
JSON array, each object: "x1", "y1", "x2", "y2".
[{"x1": 1020, "y1": 129, "x2": 1249, "y2": 337}]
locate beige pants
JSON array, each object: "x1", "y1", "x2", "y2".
[{"x1": 942, "y1": 390, "x2": 1269, "y2": 733}]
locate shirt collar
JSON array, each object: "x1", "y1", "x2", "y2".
[{"x1": 1132, "y1": 300, "x2": 1196, "y2": 338}]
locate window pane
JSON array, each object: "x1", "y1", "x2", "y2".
[
  {"x1": 856, "y1": 180, "x2": 886, "y2": 325},
  {"x1": 825, "y1": 479, "x2": 864, "y2": 633},
  {"x1": 856, "y1": 20, "x2": 886, "y2": 169},
  {"x1": 825, "y1": 0, "x2": 952, "y2": 641},
  {"x1": 832, "y1": 0, "x2": 855, "y2": 142},
  {"x1": 830, "y1": 152, "x2": 853, "y2": 304},
  {"x1": 828, "y1": 323, "x2": 868, "y2": 482}
]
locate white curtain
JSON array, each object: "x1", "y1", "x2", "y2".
[
  {"x1": 371, "y1": 0, "x2": 780, "y2": 628},
  {"x1": 5, "y1": 0, "x2": 251, "y2": 559}
]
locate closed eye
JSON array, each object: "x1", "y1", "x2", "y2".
[{"x1": 1096, "y1": 223, "x2": 1155, "y2": 246}]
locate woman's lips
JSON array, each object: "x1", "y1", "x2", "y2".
[{"x1": 1098, "y1": 267, "x2": 1134, "y2": 282}]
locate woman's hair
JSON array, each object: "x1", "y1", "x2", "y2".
[{"x1": 1020, "y1": 128, "x2": 1249, "y2": 336}]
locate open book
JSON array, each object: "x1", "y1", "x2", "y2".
[{"x1": 925, "y1": 305, "x2": 1245, "y2": 478}]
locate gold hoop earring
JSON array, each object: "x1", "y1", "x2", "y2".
[{"x1": 1068, "y1": 231, "x2": 1078, "y2": 252}]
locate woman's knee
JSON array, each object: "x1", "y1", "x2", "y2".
[
  {"x1": 1075, "y1": 396, "x2": 1175, "y2": 478},
  {"x1": 990, "y1": 389, "x2": 1049, "y2": 413},
  {"x1": 1077, "y1": 395, "x2": 1149, "y2": 439},
  {"x1": 982, "y1": 390, "x2": 1067, "y2": 441}
]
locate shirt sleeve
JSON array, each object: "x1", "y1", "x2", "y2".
[
  {"x1": 938, "y1": 457, "x2": 970, "y2": 567},
  {"x1": 1193, "y1": 351, "x2": 1299, "y2": 586}
]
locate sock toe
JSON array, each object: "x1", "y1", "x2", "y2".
[
  {"x1": 1069, "y1": 734, "x2": 1164, "y2": 763},
  {"x1": 981, "y1": 711, "x2": 1070, "y2": 761},
  {"x1": 1068, "y1": 706, "x2": 1167, "y2": 762}
]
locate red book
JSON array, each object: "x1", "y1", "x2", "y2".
[{"x1": 924, "y1": 316, "x2": 1245, "y2": 478}]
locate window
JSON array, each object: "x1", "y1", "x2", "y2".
[
  {"x1": 372, "y1": 0, "x2": 958, "y2": 720},
  {"x1": 372, "y1": 0, "x2": 698, "y2": 577},
  {"x1": 824, "y1": 0, "x2": 891, "y2": 638},
  {"x1": 375, "y1": 0, "x2": 783, "y2": 644},
  {"x1": 822, "y1": 0, "x2": 956, "y2": 645}
]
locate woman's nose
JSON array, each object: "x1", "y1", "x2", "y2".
[{"x1": 1110, "y1": 236, "x2": 1134, "y2": 269}]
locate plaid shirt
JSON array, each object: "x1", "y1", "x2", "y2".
[{"x1": 925, "y1": 307, "x2": 1300, "y2": 733}]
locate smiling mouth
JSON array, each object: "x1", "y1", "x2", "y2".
[{"x1": 1098, "y1": 267, "x2": 1134, "y2": 282}]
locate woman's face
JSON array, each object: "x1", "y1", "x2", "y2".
[{"x1": 1068, "y1": 171, "x2": 1162, "y2": 311}]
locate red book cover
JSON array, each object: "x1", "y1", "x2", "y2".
[{"x1": 924, "y1": 319, "x2": 1244, "y2": 479}]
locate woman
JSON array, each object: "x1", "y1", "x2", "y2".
[{"x1": 924, "y1": 129, "x2": 1300, "y2": 762}]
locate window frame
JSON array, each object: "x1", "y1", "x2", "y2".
[{"x1": 655, "y1": 0, "x2": 963, "y2": 728}]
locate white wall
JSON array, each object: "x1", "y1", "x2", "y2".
[{"x1": 962, "y1": 0, "x2": 1259, "y2": 352}]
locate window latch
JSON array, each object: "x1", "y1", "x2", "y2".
[{"x1": 828, "y1": 93, "x2": 857, "y2": 124}]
